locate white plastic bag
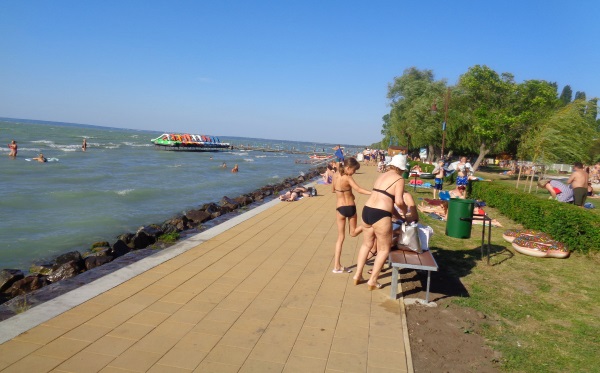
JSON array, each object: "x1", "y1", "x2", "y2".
[
  {"x1": 417, "y1": 224, "x2": 434, "y2": 252},
  {"x1": 401, "y1": 223, "x2": 422, "y2": 253}
]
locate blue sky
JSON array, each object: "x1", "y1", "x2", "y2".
[{"x1": 1, "y1": 1, "x2": 598, "y2": 146}]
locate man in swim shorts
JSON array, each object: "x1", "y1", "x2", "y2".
[
  {"x1": 567, "y1": 162, "x2": 589, "y2": 206},
  {"x1": 432, "y1": 159, "x2": 445, "y2": 199}
]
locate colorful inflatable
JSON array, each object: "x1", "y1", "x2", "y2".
[{"x1": 503, "y1": 229, "x2": 569, "y2": 259}]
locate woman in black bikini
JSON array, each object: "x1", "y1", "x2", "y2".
[
  {"x1": 353, "y1": 154, "x2": 406, "y2": 290},
  {"x1": 331, "y1": 157, "x2": 371, "y2": 273}
]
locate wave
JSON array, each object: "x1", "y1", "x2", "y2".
[
  {"x1": 243, "y1": 158, "x2": 254, "y2": 162},
  {"x1": 115, "y1": 189, "x2": 135, "y2": 195},
  {"x1": 122, "y1": 142, "x2": 152, "y2": 147}
]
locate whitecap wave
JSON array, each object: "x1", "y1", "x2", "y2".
[
  {"x1": 243, "y1": 158, "x2": 254, "y2": 162},
  {"x1": 255, "y1": 155, "x2": 267, "y2": 158},
  {"x1": 30, "y1": 140, "x2": 54, "y2": 145},
  {"x1": 116, "y1": 189, "x2": 134, "y2": 195}
]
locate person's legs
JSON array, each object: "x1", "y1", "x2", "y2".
[
  {"x1": 353, "y1": 225, "x2": 375, "y2": 284},
  {"x1": 333, "y1": 213, "x2": 347, "y2": 272},
  {"x1": 573, "y1": 187, "x2": 587, "y2": 206},
  {"x1": 348, "y1": 209, "x2": 363, "y2": 237},
  {"x1": 367, "y1": 218, "x2": 392, "y2": 289}
]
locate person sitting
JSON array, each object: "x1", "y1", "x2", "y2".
[
  {"x1": 321, "y1": 163, "x2": 335, "y2": 184},
  {"x1": 537, "y1": 179, "x2": 574, "y2": 203},
  {"x1": 33, "y1": 153, "x2": 47, "y2": 163},
  {"x1": 410, "y1": 164, "x2": 422, "y2": 174}
]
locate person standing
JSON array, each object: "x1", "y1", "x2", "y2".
[
  {"x1": 432, "y1": 159, "x2": 445, "y2": 199},
  {"x1": 82, "y1": 138, "x2": 87, "y2": 151},
  {"x1": 353, "y1": 154, "x2": 406, "y2": 290},
  {"x1": 331, "y1": 157, "x2": 371, "y2": 274},
  {"x1": 567, "y1": 162, "x2": 589, "y2": 206},
  {"x1": 8, "y1": 140, "x2": 17, "y2": 158}
]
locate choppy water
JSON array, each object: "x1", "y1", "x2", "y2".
[{"x1": 0, "y1": 118, "x2": 361, "y2": 271}]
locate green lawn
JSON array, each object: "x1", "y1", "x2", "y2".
[{"x1": 410, "y1": 171, "x2": 600, "y2": 372}]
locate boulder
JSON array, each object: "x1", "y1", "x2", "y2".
[
  {"x1": 110, "y1": 240, "x2": 131, "y2": 258},
  {"x1": 201, "y1": 203, "x2": 221, "y2": 214},
  {"x1": 185, "y1": 209, "x2": 211, "y2": 224},
  {"x1": 219, "y1": 196, "x2": 239, "y2": 210},
  {"x1": 29, "y1": 262, "x2": 54, "y2": 276},
  {"x1": 91, "y1": 241, "x2": 110, "y2": 249},
  {"x1": 233, "y1": 195, "x2": 254, "y2": 207},
  {"x1": 117, "y1": 233, "x2": 134, "y2": 247},
  {"x1": 0, "y1": 269, "x2": 24, "y2": 293},
  {"x1": 54, "y1": 251, "x2": 83, "y2": 267},
  {"x1": 84, "y1": 256, "x2": 114, "y2": 270},
  {"x1": 131, "y1": 231, "x2": 156, "y2": 250},
  {"x1": 48, "y1": 260, "x2": 83, "y2": 283},
  {"x1": 8, "y1": 274, "x2": 48, "y2": 297},
  {"x1": 82, "y1": 247, "x2": 112, "y2": 258}
]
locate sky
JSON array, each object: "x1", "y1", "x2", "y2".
[{"x1": 1, "y1": 1, "x2": 598, "y2": 146}]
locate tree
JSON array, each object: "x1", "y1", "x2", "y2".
[
  {"x1": 385, "y1": 67, "x2": 447, "y2": 158},
  {"x1": 574, "y1": 91, "x2": 586, "y2": 101},
  {"x1": 518, "y1": 100, "x2": 597, "y2": 164},
  {"x1": 559, "y1": 85, "x2": 572, "y2": 106},
  {"x1": 451, "y1": 65, "x2": 517, "y2": 170}
]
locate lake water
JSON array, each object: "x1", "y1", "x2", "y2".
[{"x1": 0, "y1": 118, "x2": 361, "y2": 271}]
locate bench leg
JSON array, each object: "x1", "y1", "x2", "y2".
[
  {"x1": 425, "y1": 270, "x2": 431, "y2": 303},
  {"x1": 390, "y1": 266, "x2": 399, "y2": 300}
]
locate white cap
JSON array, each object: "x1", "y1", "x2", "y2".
[{"x1": 388, "y1": 154, "x2": 407, "y2": 170}]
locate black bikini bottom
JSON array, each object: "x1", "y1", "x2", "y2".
[
  {"x1": 336, "y1": 205, "x2": 357, "y2": 218},
  {"x1": 362, "y1": 206, "x2": 391, "y2": 225}
]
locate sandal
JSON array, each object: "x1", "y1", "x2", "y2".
[
  {"x1": 367, "y1": 282, "x2": 383, "y2": 291},
  {"x1": 332, "y1": 267, "x2": 352, "y2": 274}
]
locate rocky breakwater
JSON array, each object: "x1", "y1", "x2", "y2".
[{"x1": 0, "y1": 168, "x2": 322, "y2": 310}]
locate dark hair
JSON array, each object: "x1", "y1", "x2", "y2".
[
  {"x1": 339, "y1": 157, "x2": 360, "y2": 176},
  {"x1": 574, "y1": 162, "x2": 583, "y2": 169}
]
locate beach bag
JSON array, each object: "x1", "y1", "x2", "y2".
[
  {"x1": 417, "y1": 223, "x2": 433, "y2": 252},
  {"x1": 400, "y1": 223, "x2": 422, "y2": 253},
  {"x1": 308, "y1": 187, "x2": 317, "y2": 197}
]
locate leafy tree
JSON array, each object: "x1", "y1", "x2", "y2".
[
  {"x1": 518, "y1": 100, "x2": 597, "y2": 164},
  {"x1": 451, "y1": 65, "x2": 516, "y2": 170},
  {"x1": 574, "y1": 91, "x2": 587, "y2": 101},
  {"x1": 559, "y1": 85, "x2": 572, "y2": 106},
  {"x1": 385, "y1": 67, "x2": 447, "y2": 158}
]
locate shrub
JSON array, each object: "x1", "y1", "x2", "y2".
[{"x1": 470, "y1": 181, "x2": 600, "y2": 254}]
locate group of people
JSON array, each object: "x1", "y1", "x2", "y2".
[
  {"x1": 328, "y1": 153, "x2": 420, "y2": 290},
  {"x1": 538, "y1": 162, "x2": 595, "y2": 206},
  {"x1": 6, "y1": 138, "x2": 88, "y2": 161}
]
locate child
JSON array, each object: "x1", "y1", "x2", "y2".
[
  {"x1": 331, "y1": 157, "x2": 371, "y2": 273},
  {"x1": 432, "y1": 159, "x2": 445, "y2": 199}
]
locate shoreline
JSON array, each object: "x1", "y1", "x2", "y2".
[{"x1": 0, "y1": 165, "x2": 325, "y2": 317}]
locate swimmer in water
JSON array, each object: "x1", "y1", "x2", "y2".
[{"x1": 33, "y1": 153, "x2": 47, "y2": 163}]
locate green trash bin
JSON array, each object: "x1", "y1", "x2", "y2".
[
  {"x1": 446, "y1": 198, "x2": 476, "y2": 238},
  {"x1": 402, "y1": 170, "x2": 410, "y2": 179}
]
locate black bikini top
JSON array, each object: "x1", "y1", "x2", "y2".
[{"x1": 373, "y1": 178, "x2": 401, "y2": 200}]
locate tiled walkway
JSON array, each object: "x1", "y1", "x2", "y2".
[{"x1": 0, "y1": 166, "x2": 412, "y2": 373}]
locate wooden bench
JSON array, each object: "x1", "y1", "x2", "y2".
[{"x1": 388, "y1": 249, "x2": 439, "y2": 303}]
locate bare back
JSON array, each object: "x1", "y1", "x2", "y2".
[
  {"x1": 365, "y1": 169, "x2": 405, "y2": 212},
  {"x1": 568, "y1": 168, "x2": 588, "y2": 188}
]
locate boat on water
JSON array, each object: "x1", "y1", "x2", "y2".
[{"x1": 151, "y1": 133, "x2": 231, "y2": 151}]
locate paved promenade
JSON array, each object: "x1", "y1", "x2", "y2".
[{"x1": 0, "y1": 165, "x2": 412, "y2": 373}]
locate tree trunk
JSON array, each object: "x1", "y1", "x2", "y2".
[
  {"x1": 472, "y1": 143, "x2": 490, "y2": 171},
  {"x1": 427, "y1": 144, "x2": 435, "y2": 163}
]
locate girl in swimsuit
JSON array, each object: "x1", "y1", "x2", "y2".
[
  {"x1": 353, "y1": 154, "x2": 406, "y2": 290},
  {"x1": 332, "y1": 157, "x2": 371, "y2": 273}
]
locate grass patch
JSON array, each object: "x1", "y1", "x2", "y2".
[
  {"x1": 158, "y1": 232, "x2": 180, "y2": 243},
  {"x1": 409, "y1": 179, "x2": 600, "y2": 372}
]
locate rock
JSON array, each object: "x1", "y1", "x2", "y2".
[
  {"x1": 219, "y1": 196, "x2": 239, "y2": 210},
  {"x1": 48, "y1": 260, "x2": 83, "y2": 283},
  {"x1": 131, "y1": 230, "x2": 156, "y2": 249},
  {"x1": 163, "y1": 216, "x2": 189, "y2": 232},
  {"x1": 0, "y1": 269, "x2": 24, "y2": 293},
  {"x1": 110, "y1": 240, "x2": 131, "y2": 258},
  {"x1": 83, "y1": 247, "x2": 112, "y2": 258},
  {"x1": 84, "y1": 256, "x2": 114, "y2": 270},
  {"x1": 91, "y1": 245, "x2": 111, "y2": 253},
  {"x1": 54, "y1": 251, "x2": 83, "y2": 266},
  {"x1": 201, "y1": 203, "x2": 221, "y2": 214},
  {"x1": 117, "y1": 233, "x2": 134, "y2": 247},
  {"x1": 233, "y1": 195, "x2": 254, "y2": 206},
  {"x1": 8, "y1": 274, "x2": 48, "y2": 297},
  {"x1": 29, "y1": 262, "x2": 54, "y2": 276},
  {"x1": 185, "y1": 209, "x2": 211, "y2": 224},
  {"x1": 91, "y1": 241, "x2": 110, "y2": 249}
]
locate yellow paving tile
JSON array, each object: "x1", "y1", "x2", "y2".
[
  {"x1": 219, "y1": 329, "x2": 261, "y2": 349},
  {"x1": 204, "y1": 344, "x2": 251, "y2": 366},
  {"x1": 367, "y1": 347, "x2": 407, "y2": 369},
  {"x1": 326, "y1": 350, "x2": 368, "y2": 372},
  {"x1": 203, "y1": 307, "x2": 242, "y2": 324},
  {"x1": 248, "y1": 342, "x2": 293, "y2": 364},
  {"x1": 150, "y1": 320, "x2": 194, "y2": 339},
  {"x1": 167, "y1": 308, "x2": 207, "y2": 325},
  {"x1": 191, "y1": 320, "x2": 231, "y2": 336},
  {"x1": 107, "y1": 322, "x2": 155, "y2": 340},
  {"x1": 290, "y1": 339, "x2": 331, "y2": 360},
  {"x1": 193, "y1": 360, "x2": 240, "y2": 373},
  {"x1": 283, "y1": 355, "x2": 327, "y2": 373},
  {"x1": 175, "y1": 332, "x2": 221, "y2": 352},
  {"x1": 14, "y1": 324, "x2": 67, "y2": 345},
  {"x1": 144, "y1": 301, "x2": 182, "y2": 315},
  {"x1": 0, "y1": 339, "x2": 43, "y2": 366},
  {"x1": 156, "y1": 347, "x2": 207, "y2": 370},
  {"x1": 62, "y1": 323, "x2": 112, "y2": 342},
  {"x1": 147, "y1": 363, "x2": 193, "y2": 373},
  {"x1": 132, "y1": 335, "x2": 179, "y2": 354},
  {"x1": 55, "y1": 350, "x2": 115, "y2": 373},
  {"x1": 84, "y1": 335, "x2": 137, "y2": 357},
  {"x1": 106, "y1": 349, "x2": 162, "y2": 372},
  {"x1": 296, "y1": 325, "x2": 335, "y2": 343},
  {"x1": 239, "y1": 359, "x2": 284, "y2": 373},
  {"x1": 1, "y1": 354, "x2": 62, "y2": 373},
  {"x1": 33, "y1": 337, "x2": 90, "y2": 360},
  {"x1": 41, "y1": 311, "x2": 93, "y2": 330}
]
